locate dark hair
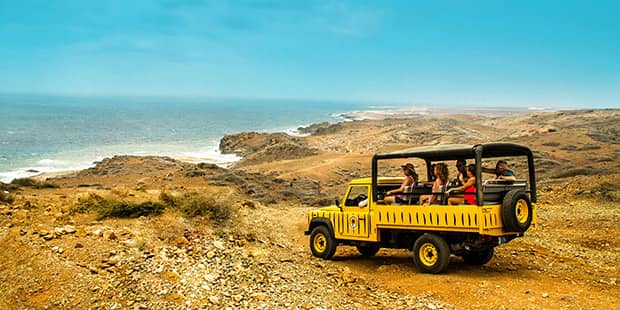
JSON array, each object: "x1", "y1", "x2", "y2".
[
  {"x1": 434, "y1": 163, "x2": 449, "y2": 182},
  {"x1": 496, "y1": 160, "x2": 508, "y2": 168},
  {"x1": 456, "y1": 159, "x2": 466, "y2": 166},
  {"x1": 467, "y1": 164, "x2": 476, "y2": 175}
]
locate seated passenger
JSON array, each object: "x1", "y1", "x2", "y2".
[
  {"x1": 384, "y1": 163, "x2": 418, "y2": 204},
  {"x1": 419, "y1": 163, "x2": 449, "y2": 205},
  {"x1": 447, "y1": 164, "x2": 476, "y2": 205},
  {"x1": 452, "y1": 159, "x2": 468, "y2": 186},
  {"x1": 482, "y1": 159, "x2": 517, "y2": 181}
]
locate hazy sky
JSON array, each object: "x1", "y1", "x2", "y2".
[{"x1": 1, "y1": 0, "x2": 618, "y2": 107}]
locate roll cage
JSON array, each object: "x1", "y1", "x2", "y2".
[{"x1": 371, "y1": 143, "x2": 536, "y2": 206}]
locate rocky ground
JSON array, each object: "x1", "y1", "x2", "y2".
[{"x1": 1, "y1": 109, "x2": 619, "y2": 309}]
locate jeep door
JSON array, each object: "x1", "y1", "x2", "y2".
[{"x1": 339, "y1": 185, "x2": 371, "y2": 239}]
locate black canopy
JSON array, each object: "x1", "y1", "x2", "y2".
[
  {"x1": 372, "y1": 142, "x2": 536, "y2": 204},
  {"x1": 374, "y1": 143, "x2": 533, "y2": 161}
]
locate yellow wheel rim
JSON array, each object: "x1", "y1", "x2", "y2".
[
  {"x1": 313, "y1": 233, "x2": 327, "y2": 253},
  {"x1": 419, "y1": 243, "x2": 438, "y2": 267},
  {"x1": 515, "y1": 199, "x2": 529, "y2": 224}
]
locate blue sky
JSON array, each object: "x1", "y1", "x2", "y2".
[{"x1": 0, "y1": 0, "x2": 618, "y2": 107}]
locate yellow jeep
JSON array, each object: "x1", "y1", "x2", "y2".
[{"x1": 305, "y1": 143, "x2": 537, "y2": 274}]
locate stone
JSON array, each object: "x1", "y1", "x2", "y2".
[
  {"x1": 161, "y1": 271, "x2": 180, "y2": 283},
  {"x1": 74, "y1": 228, "x2": 87, "y2": 238},
  {"x1": 542, "y1": 293, "x2": 549, "y2": 298},
  {"x1": 42, "y1": 232, "x2": 56, "y2": 241},
  {"x1": 104, "y1": 257, "x2": 120, "y2": 266},
  {"x1": 93, "y1": 229, "x2": 103, "y2": 237},
  {"x1": 173, "y1": 236, "x2": 189, "y2": 247},
  {"x1": 63, "y1": 225, "x2": 77, "y2": 233},
  {"x1": 204, "y1": 274, "x2": 218, "y2": 283},
  {"x1": 561, "y1": 295, "x2": 576, "y2": 302},
  {"x1": 103, "y1": 230, "x2": 117, "y2": 240},
  {"x1": 213, "y1": 240, "x2": 225, "y2": 250},
  {"x1": 208, "y1": 296, "x2": 220, "y2": 305},
  {"x1": 253, "y1": 293, "x2": 267, "y2": 301},
  {"x1": 8, "y1": 227, "x2": 22, "y2": 238},
  {"x1": 206, "y1": 250, "x2": 216, "y2": 259},
  {"x1": 340, "y1": 268, "x2": 356, "y2": 284}
]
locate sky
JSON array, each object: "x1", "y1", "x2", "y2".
[{"x1": 0, "y1": 0, "x2": 618, "y2": 107}]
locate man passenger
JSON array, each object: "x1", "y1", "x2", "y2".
[{"x1": 482, "y1": 160, "x2": 516, "y2": 181}]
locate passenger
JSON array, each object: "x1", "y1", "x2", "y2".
[
  {"x1": 483, "y1": 160, "x2": 517, "y2": 181},
  {"x1": 453, "y1": 159, "x2": 468, "y2": 186},
  {"x1": 384, "y1": 163, "x2": 419, "y2": 204},
  {"x1": 447, "y1": 164, "x2": 477, "y2": 205},
  {"x1": 419, "y1": 163, "x2": 449, "y2": 205}
]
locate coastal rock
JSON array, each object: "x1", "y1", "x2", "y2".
[
  {"x1": 297, "y1": 122, "x2": 344, "y2": 135},
  {"x1": 75, "y1": 156, "x2": 192, "y2": 178},
  {"x1": 219, "y1": 132, "x2": 318, "y2": 165}
]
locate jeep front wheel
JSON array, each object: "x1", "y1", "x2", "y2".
[
  {"x1": 412, "y1": 233, "x2": 451, "y2": 274},
  {"x1": 309, "y1": 226, "x2": 337, "y2": 259},
  {"x1": 356, "y1": 244, "x2": 380, "y2": 257}
]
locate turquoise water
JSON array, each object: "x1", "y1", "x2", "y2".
[{"x1": 0, "y1": 93, "x2": 382, "y2": 182}]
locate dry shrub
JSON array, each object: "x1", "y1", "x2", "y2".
[
  {"x1": 10, "y1": 178, "x2": 58, "y2": 189},
  {"x1": 587, "y1": 181, "x2": 620, "y2": 202},
  {"x1": 96, "y1": 201, "x2": 165, "y2": 220},
  {"x1": 73, "y1": 192, "x2": 164, "y2": 220},
  {"x1": 551, "y1": 168, "x2": 605, "y2": 179},
  {"x1": 159, "y1": 191, "x2": 233, "y2": 223},
  {"x1": 0, "y1": 190, "x2": 14, "y2": 204}
]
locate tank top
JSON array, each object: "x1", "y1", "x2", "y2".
[
  {"x1": 464, "y1": 186, "x2": 477, "y2": 205},
  {"x1": 396, "y1": 176, "x2": 415, "y2": 201}
]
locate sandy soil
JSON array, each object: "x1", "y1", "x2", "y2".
[{"x1": 1, "y1": 109, "x2": 619, "y2": 309}]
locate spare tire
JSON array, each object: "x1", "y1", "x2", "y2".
[{"x1": 501, "y1": 190, "x2": 533, "y2": 232}]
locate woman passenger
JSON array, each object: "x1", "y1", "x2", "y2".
[
  {"x1": 384, "y1": 163, "x2": 418, "y2": 204},
  {"x1": 446, "y1": 164, "x2": 477, "y2": 205},
  {"x1": 420, "y1": 163, "x2": 449, "y2": 205}
]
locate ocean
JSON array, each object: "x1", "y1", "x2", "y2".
[
  {"x1": 1, "y1": 93, "x2": 564, "y2": 183},
  {"x1": 0, "y1": 94, "x2": 395, "y2": 182}
]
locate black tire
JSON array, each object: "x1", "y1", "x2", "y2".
[
  {"x1": 309, "y1": 226, "x2": 337, "y2": 259},
  {"x1": 356, "y1": 244, "x2": 380, "y2": 257},
  {"x1": 412, "y1": 233, "x2": 451, "y2": 274},
  {"x1": 501, "y1": 190, "x2": 533, "y2": 232},
  {"x1": 462, "y1": 248, "x2": 494, "y2": 265}
]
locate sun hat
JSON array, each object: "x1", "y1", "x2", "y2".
[{"x1": 401, "y1": 163, "x2": 416, "y2": 172}]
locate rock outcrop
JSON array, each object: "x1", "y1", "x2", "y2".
[{"x1": 219, "y1": 132, "x2": 318, "y2": 165}]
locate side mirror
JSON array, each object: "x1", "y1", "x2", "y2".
[{"x1": 335, "y1": 198, "x2": 342, "y2": 211}]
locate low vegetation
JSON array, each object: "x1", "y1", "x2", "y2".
[
  {"x1": 72, "y1": 193, "x2": 165, "y2": 220},
  {"x1": 10, "y1": 178, "x2": 59, "y2": 189},
  {"x1": 72, "y1": 190, "x2": 233, "y2": 223},
  {"x1": 0, "y1": 190, "x2": 14, "y2": 204},
  {"x1": 159, "y1": 191, "x2": 233, "y2": 223}
]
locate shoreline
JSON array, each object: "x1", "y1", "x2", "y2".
[{"x1": 1, "y1": 107, "x2": 615, "y2": 183}]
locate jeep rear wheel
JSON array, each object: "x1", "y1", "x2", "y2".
[
  {"x1": 356, "y1": 244, "x2": 380, "y2": 257},
  {"x1": 502, "y1": 190, "x2": 533, "y2": 232},
  {"x1": 413, "y1": 234, "x2": 451, "y2": 274},
  {"x1": 462, "y1": 248, "x2": 494, "y2": 265},
  {"x1": 309, "y1": 226, "x2": 337, "y2": 259}
]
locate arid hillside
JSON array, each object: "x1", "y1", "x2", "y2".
[{"x1": 1, "y1": 109, "x2": 618, "y2": 309}]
